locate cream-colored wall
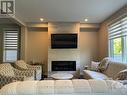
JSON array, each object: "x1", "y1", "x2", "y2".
[
  {"x1": 98, "y1": 5, "x2": 127, "y2": 60},
  {"x1": 26, "y1": 31, "x2": 48, "y2": 74},
  {"x1": 20, "y1": 26, "x2": 28, "y2": 61},
  {"x1": 80, "y1": 31, "x2": 99, "y2": 72},
  {"x1": 22, "y1": 23, "x2": 49, "y2": 74},
  {"x1": 27, "y1": 31, "x2": 48, "y2": 62},
  {"x1": 98, "y1": 23, "x2": 108, "y2": 60},
  {"x1": 0, "y1": 27, "x2": 3, "y2": 63}
]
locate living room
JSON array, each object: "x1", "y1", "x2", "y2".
[{"x1": 0, "y1": 0, "x2": 127, "y2": 94}]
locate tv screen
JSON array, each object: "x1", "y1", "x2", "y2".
[{"x1": 51, "y1": 34, "x2": 77, "y2": 49}]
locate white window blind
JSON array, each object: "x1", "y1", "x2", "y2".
[
  {"x1": 3, "y1": 29, "x2": 19, "y2": 62},
  {"x1": 108, "y1": 17, "x2": 127, "y2": 39}
]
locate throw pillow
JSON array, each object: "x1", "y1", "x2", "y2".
[
  {"x1": 97, "y1": 57, "x2": 110, "y2": 73},
  {"x1": 15, "y1": 60, "x2": 28, "y2": 70},
  {"x1": 91, "y1": 61, "x2": 100, "y2": 71}
]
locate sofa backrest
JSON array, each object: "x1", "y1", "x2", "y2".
[
  {"x1": 1, "y1": 80, "x2": 126, "y2": 95},
  {"x1": 104, "y1": 61, "x2": 127, "y2": 78}
]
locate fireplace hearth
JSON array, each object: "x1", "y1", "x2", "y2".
[{"x1": 52, "y1": 61, "x2": 76, "y2": 71}]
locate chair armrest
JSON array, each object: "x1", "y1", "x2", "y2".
[{"x1": 0, "y1": 75, "x2": 24, "y2": 88}]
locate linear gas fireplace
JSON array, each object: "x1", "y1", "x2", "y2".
[{"x1": 52, "y1": 61, "x2": 76, "y2": 71}]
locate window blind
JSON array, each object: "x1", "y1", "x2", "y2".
[
  {"x1": 108, "y1": 16, "x2": 127, "y2": 39},
  {"x1": 4, "y1": 30, "x2": 18, "y2": 50}
]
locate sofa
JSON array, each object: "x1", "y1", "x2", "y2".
[
  {"x1": 83, "y1": 58, "x2": 127, "y2": 80},
  {"x1": 0, "y1": 79, "x2": 127, "y2": 95}
]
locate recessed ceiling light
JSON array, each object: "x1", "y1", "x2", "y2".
[
  {"x1": 84, "y1": 18, "x2": 88, "y2": 22},
  {"x1": 40, "y1": 18, "x2": 44, "y2": 22}
]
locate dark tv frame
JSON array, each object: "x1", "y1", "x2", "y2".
[{"x1": 51, "y1": 33, "x2": 78, "y2": 49}]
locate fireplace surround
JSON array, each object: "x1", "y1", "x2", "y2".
[{"x1": 52, "y1": 61, "x2": 76, "y2": 71}]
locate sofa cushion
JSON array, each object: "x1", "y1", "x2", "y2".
[
  {"x1": 83, "y1": 70, "x2": 109, "y2": 80},
  {"x1": 55, "y1": 80, "x2": 74, "y2": 94},
  {"x1": 37, "y1": 80, "x2": 54, "y2": 94},
  {"x1": 72, "y1": 79, "x2": 91, "y2": 93},
  {"x1": 17, "y1": 81, "x2": 37, "y2": 95},
  {"x1": 88, "y1": 80, "x2": 109, "y2": 93}
]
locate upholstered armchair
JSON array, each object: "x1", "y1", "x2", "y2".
[
  {"x1": 0, "y1": 63, "x2": 35, "y2": 88},
  {"x1": 15, "y1": 60, "x2": 42, "y2": 80}
]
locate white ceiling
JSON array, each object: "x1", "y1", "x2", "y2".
[{"x1": 15, "y1": 0, "x2": 127, "y2": 23}]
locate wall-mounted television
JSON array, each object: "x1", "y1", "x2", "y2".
[{"x1": 51, "y1": 34, "x2": 77, "y2": 49}]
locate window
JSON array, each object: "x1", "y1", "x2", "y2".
[
  {"x1": 3, "y1": 28, "x2": 20, "y2": 62},
  {"x1": 108, "y1": 16, "x2": 127, "y2": 62},
  {"x1": 113, "y1": 38, "x2": 122, "y2": 61}
]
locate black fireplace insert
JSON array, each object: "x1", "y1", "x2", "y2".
[{"x1": 52, "y1": 61, "x2": 76, "y2": 71}]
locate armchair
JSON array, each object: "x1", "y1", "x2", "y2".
[
  {"x1": 0, "y1": 63, "x2": 35, "y2": 88},
  {"x1": 15, "y1": 60, "x2": 42, "y2": 80}
]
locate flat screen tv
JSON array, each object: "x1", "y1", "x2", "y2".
[{"x1": 51, "y1": 34, "x2": 77, "y2": 49}]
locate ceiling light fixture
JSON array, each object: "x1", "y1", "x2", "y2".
[
  {"x1": 40, "y1": 18, "x2": 44, "y2": 22},
  {"x1": 84, "y1": 18, "x2": 88, "y2": 22}
]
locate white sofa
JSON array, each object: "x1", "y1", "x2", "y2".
[
  {"x1": 83, "y1": 59, "x2": 127, "y2": 80},
  {"x1": 0, "y1": 79, "x2": 127, "y2": 95}
]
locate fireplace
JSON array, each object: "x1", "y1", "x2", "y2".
[{"x1": 52, "y1": 61, "x2": 76, "y2": 71}]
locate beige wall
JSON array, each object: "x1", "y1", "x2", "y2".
[
  {"x1": 98, "y1": 23, "x2": 108, "y2": 60},
  {"x1": 27, "y1": 31, "x2": 48, "y2": 62},
  {"x1": 0, "y1": 26, "x2": 3, "y2": 63},
  {"x1": 98, "y1": 5, "x2": 127, "y2": 60},
  {"x1": 26, "y1": 31, "x2": 48, "y2": 73},
  {"x1": 20, "y1": 26, "x2": 27, "y2": 61},
  {"x1": 80, "y1": 31, "x2": 99, "y2": 70}
]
